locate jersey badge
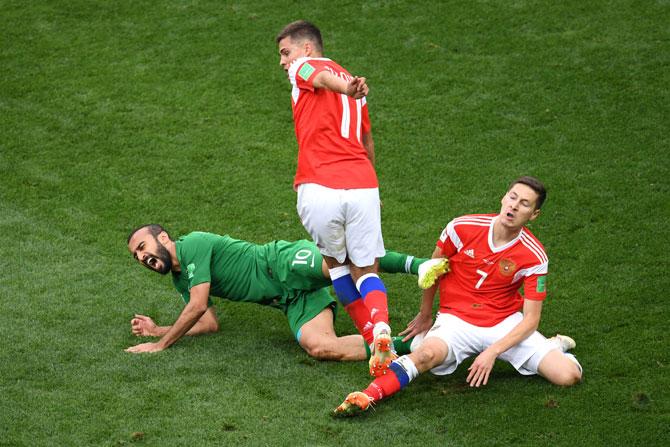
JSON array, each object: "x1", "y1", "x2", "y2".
[
  {"x1": 298, "y1": 62, "x2": 316, "y2": 81},
  {"x1": 536, "y1": 276, "x2": 546, "y2": 293},
  {"x1": 498, "y1": 258, "x2": 517, "y2": 276},
  {"x1": 187, "y1": 263, "x2": 196, "y2": 280}
]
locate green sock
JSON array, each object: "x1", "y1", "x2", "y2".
[
  {"x1": 379, "y1": 251, "x2": 428, "y2": 275},
  {"x1": 392, "y1": 336, "x2": 413, "y2": 355},
  {"x1": 364, "y1": 340, "x2": 372, "y2": 359}
]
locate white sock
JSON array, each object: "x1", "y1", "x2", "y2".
[{"x1": 373, "y1": 322, "x2": 391, "y2": 338}]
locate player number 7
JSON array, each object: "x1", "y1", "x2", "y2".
[{"x1": 475, "y1": 269, "x2": 488, "y2": 289}]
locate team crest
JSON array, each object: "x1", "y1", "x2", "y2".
[{"x1": 498, "y1": 258, "x2": 516, "y2": 276}]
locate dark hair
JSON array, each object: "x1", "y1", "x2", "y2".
[
  {"x1": 127, "y1": 224, "x2": 168, "y2": 244},
  {"x1": 276, "y1": 20, "x2": 323, "y2": 53},
  {"x1": 508, "y1": 176, "x2": 547, "y2": 209}
]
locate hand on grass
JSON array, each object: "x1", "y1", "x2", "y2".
[
  {"x1": 466, "y1": 348, "x2": 498, "y2": 387},
  {"x1": 125, "y1": 342, "x2": 164, "y2": 354},
  {"x1": 131, "y1": 314, "x2": 157, "y2": 337}
]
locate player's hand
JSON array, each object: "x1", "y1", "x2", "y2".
[
  {"x1": 399, "y1": 311, "x2": 433, "y2": 342},
  {"x1": 125, "y1": 342, "x2": 164, "y2": 354},
  {"x1": 466, "y1": 348, "x2": 498, "y2": 387},
  {"x1": 346, "y1": 76, "x2": 368, "y2": 99},
  {"x1": 131, "y1": 314, "x2": 157, "y2": 337}
]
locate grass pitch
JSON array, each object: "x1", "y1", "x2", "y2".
[{"x1": 1, "y1": 1, "x2": 668, "y2": 445}]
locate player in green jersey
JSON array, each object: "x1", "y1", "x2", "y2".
[{"x1": 125, "y1": 224, "x2": 429, "y2": 360}]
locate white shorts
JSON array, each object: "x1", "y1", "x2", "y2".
[
  {"x1": 413, "y1": 312, "x2": 558, "y2": 376},
  {"x1": 296, "y1": 183, "x2": 385, "y2": 266}
]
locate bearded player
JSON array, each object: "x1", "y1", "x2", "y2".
[
  {"x1": 335, "y1": 176, "x2": 582, "y2": 415},
  {"x1": 125, "y1": 225, "x2": 429, "y2": 361}
]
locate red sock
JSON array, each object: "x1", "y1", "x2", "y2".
[
  {"x1": 363, "y1": 370, "x2": 401, "y2": 402},
  {"x1": 363, "y1": 290, "x2": 389, "y2": 325},
  {"x1": 344, "y1": 300, "x2": 374, "y2": 344}
]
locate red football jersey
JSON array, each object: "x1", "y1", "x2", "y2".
[
  {"x1": 436, "y1": 214, "x2": 548, "y2": 327},
  {"x1": 287, "y1": 57, "x2": 377, "y2": 189}
]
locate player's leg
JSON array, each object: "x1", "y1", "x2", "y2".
[
  {"x1": 344, "y1": 187, "x2": 394, "y2": 375},
  {"x1": 297, "y1": 306, "x2": 367, "y2": 361},
  {"x1": 351, "y1": 262, "x2": 397, "y2": 376},
  {"x1": 536, "y1": 350, "x2": 582, "y2": 386},
  {"x1": 495, "y1": 316, "x2": 582, "y2": 386},
  {"x1": 378, "y1": 251, "x2": 429, "y2": 275},
  {"x1": 296, "y1": 184, "x2": 375, "y2": 345},
  {"x1": 325, "y1": 258, "x2": 375, "y2": 345},
  {"x1": 334, "y1": 336, "x2": 449, "y2": 415},
  {"x1": 536, "y1": 335, "x2": 582, "y2": 386}
]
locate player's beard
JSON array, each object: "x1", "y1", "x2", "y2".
[{"x1": 153, "y1": 240, "x2": 173, "y2": 275}]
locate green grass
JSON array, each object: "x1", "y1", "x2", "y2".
[{"x1": 1, "y1": 0, "x2": 668, "y2": 445}]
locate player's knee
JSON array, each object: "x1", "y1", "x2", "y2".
[
  {"x1": 301, "y1": 339, "x2": 338, "y2": 360},
  {"x1": 413, "y1": 345, "x2": 444, "y2": 370},
  {"x1": 549, "y1": 364, "x2": 582, "y2": 386}
]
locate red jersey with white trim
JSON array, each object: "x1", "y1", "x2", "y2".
[
  {"x1": 286, "y1": 57, "x2": 377, "y2": 189},
  {"x1": 436, "y1": 213, "x2": 548, "y2": 327}
]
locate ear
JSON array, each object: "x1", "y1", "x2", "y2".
[
  {"x1": 529, "y1": 208, "x2": 541, "y2": 222},
  {"x1": 303, "y1": 40, "x2": 314, "y2": 56},
  {"x1": 157, "y1": 231, "x2": 170, "y2": 244}
]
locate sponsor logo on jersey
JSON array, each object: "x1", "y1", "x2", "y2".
[
  {"x1": 298, "y1": 62, "x2": 316, "y2": 81},
  {"x1": 483, "y1": 258, "x2": 495, "y2": 265},
  {"x1": 464, "y1": 249, "x2": 475, "y2": 258},
  {"x1": 536, "y1": 275, "x2": 546, "y2": 292},
  {"x1": 187, "y1": 263, "x2": 196, "y2": 280},
  {"x1": 498, "y1": 258, "x2": 516, "y2": 276}
]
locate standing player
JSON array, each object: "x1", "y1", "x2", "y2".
[
  {"x1": 125, "y1": 224, "x2": 426, "y2": 361},
  {"x1": 276, "y1": 20, "x2": 394, "y2": 376},
  {"x1": 335, "y1": 177, "x2": 583, "y2": 415}
]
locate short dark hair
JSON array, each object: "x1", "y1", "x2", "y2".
[
  {"x1": 127, "y1": 224, "x2": 168, "y2": 244},
  {"x1": 508, "y1": 176, "x2": 547, "y2": 209},
  {"x1": 276, "y1": 20, "x2": 323, "y2": 53}
]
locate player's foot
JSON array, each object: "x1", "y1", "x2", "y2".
[
  {"x1": 369, "y1": 331, "x2": 397, "y2": 377},
  {"x1": 549, "y1": 334, "x2": 576, "y2": 352},
  {"x1": 333, "y1": 391, "x2": 373, "y2": 416},
  {"x1": 418, "y1": 258, "x2": 449, "y2": 289}
]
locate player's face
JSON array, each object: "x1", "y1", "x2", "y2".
[
  {"x1": 499, "y1": 183, "x2": 541, "y2": 229},
  {"x1": 128, "y1": 229, "x2": 172, "y2": 275},
  {"x1": 278, "y1": 36, "x2": 308, "y2": 72}
]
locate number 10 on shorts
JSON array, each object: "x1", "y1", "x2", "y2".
[{"x1": 292, "y1": 249, "x2": 315, "y2": 268}]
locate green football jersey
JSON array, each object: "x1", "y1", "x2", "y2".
[{"x1": 172, "y1": 232, "x2": 284, "y2": 306}]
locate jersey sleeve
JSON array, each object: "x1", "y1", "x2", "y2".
[
  {"x1": 436, "y1": 219, "x2": 460, "y2": 258},
  {"x1": 292, "y1": 59, "x2": 326, "y2": 92},
  {"x1": 178, "y1": 235, "x2": 213, "y2": 290},
  {"x1": 523, "y1": 274, "x2": 548, "y2": 301}
]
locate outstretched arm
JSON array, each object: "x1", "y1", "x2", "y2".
[
  {"x1": 466, "y1": 298, "x2": 543, "y2": 387},
  {"x1": 126, "y1": 282, "x2": 211, "y2": 353},
  {"x1": 131, "y1": 307, "x2": 219, "y2": 337}
]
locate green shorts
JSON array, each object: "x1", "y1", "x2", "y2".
[{"x1": 265, "y1": 239, "x2": 337, "y2": 339}]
